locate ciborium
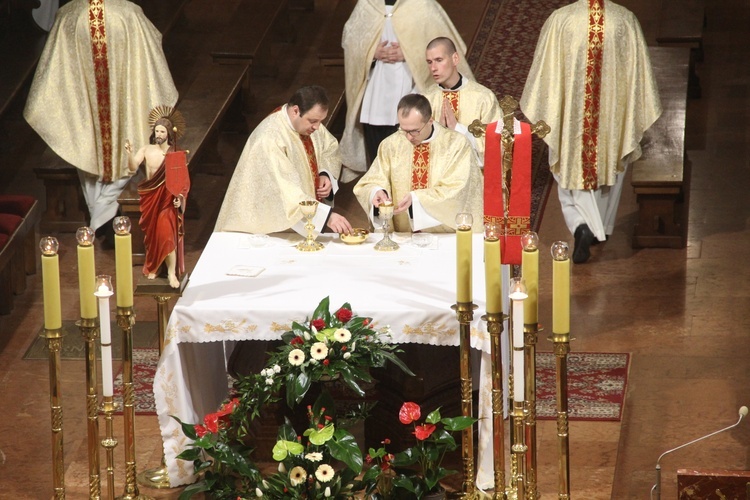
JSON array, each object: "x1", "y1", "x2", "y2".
[
  {"x1": 296, "y1": 200, "x2": 324, "y2": 252},
  {"x1": 374, "y1": 201, "x2": 399, "y2": 251}
]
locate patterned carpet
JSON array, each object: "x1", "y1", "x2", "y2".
[
  {"x1": 126, "y1": 350, "x2": 630, "y2": 421},
  {"x1": 536, "y1": 352, "x2": 630, "y2": 421},
  {"x1": 468, "y1": 0, "x2": 572, "y2": 232}
]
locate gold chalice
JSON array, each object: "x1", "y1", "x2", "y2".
[
  {"x1": 374, "y1": 201, "x2": 399, "y2": 251},
  {"x1": 296, "y1": 200, "x2": 324, "y2": 252}
]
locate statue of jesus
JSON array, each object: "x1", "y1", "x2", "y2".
[{"x1": 125, "y1": 107, "x2": 188, "y2": 288}]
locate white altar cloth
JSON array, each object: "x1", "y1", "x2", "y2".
[{"x1": 154, "y1": 231, "x2": 507, "y2": 487}]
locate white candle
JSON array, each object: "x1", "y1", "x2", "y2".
[
  {"x1": 513, "y1": 349, "x2": 524, "y2": 402},
  {"x1": 96, "y1": 283, "x2": 114, "y2": 397}
]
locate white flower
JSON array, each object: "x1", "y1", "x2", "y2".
[
  {"x1": 288, "y1": 349, "x2": 305, "y2": 366},
  {"x1": 265, "y1": 377, "x2": 274, "y2": 386},
  {"x1": 262, "y1": 480, "x2": 269, "y2": 488},
  {"x1": 305, "y1": 452, "x2": 323, "y2": 462},
  {"x1": 256, "y1": 487, "x2": 263, "y2": 497},
  {"x1": 315, "y1": 463, "x2": 335, "y2": 483},
  {"x1": 289, "y1": 466, "x2": 307, "y2": 486},
  {"x1": 311, "y1": 324, "x2": 318, "y2": 334},
  {"x1": 303, "y1": 331, "x2": 311, "y2": 340},
  {"x1": 333, "y1": 328, "x2": 351, "y2": 342},
  {"x1": 310, "y1": 359, "x2": 318, "y2": 365},
  {"x1": 343, "y1": 352, "x2": 351, "y2": 360},
  {"x1": 350, "y1": 342, "x2": 356, "y2": 352},
  {"x1": 278, "y1": 462, "x2": 287, "y2": 473},
  {"x1": 325, "y1": 486, "x2": 331, "y2": 497},
  {"x1": 273, "y1": 364, "x2": 281, "y2": 373},
  {"x1": 260, "y1": 368, "x2": 268, "y2": 377},
  {"x1": 310, "y1": 342, "x2": 329, "y2": 360}
]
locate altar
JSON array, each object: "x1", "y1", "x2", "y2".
[{"x1": 153, "y1": 231, "x2": 506, "y2": 487}]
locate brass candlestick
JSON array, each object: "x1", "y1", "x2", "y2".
[
  {"x1": 100, "y1": 397, "x2": 119, "y2": 500},
  {"x1": 44, "y1": 326, "x2": 67, "y2": 500},
  {"x1": 374, "y1": 201, "x2": 399, "y2": 251},
  {"x1": 524, "y1": 322, "x2": 540, "y2": 500},
  {"x1": 482, "y1": 311, "x2": 507, "y2": 499},
  {"x1": 452, "y1": 301, "x2": 478, "y2": 498},
  {"x1": 117, "y1": 306, "x2": 153, "y2": 500},
  {"x1": 296, "y1": 200, "x2": 324, "y2": 252},
  {"x1": 78, "y1": 316, "x2": 102, "y2": 499}
]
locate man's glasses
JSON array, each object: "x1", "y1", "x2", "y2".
[{"x1": 399, "y1": 121, "x2": 429, "y2": 137}]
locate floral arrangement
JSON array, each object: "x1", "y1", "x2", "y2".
[
  {"x1": 361, "y1": 402, "x2": 477, "y2": 499},
  {"x1": 173, "y1": 297, "x2": 414, "y2": 499}
]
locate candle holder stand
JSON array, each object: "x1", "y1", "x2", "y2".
[
  {"x1": 507, "y1": 400, "x2": 527, "y2": 500},
  {"x1": 100, "y1": 397, "x2": 119, "y2": 500},
  {"x1": 481, "y1": 311, "x2": 507, "y2": 499},
  {"x1": 78, "y1": 317, "x2": 102, "y2": 499},
  {"x1": 43, "y1": 327, "x2": 66, "y2": 499},
  {"x1": 524, "y1": 322, "x2": 541, "y2": 500},
  {"x1": 549, "y1": 331, "x2": 572, "y2": 500},
  {"x1": 117, "y1": 306, "x2": 154, "y2": 500},
  {"x1": 452, "y1": 301, "x2": 479, "y2": 499}
]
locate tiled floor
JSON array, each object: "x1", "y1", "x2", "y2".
[{"x1": 1, "y1": 0, "x2": 749, "y2": 499}]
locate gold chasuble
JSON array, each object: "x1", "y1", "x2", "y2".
[
  {"x1": 353, "y1": 124, "x2": 483, "y2": 233},
  {"x1": 24, "y1": 0, "x2": 178, "y2": 182},
  {"x1": 424, "y1": 78, "x2": 501, "y2": 162},
  {"x1": 520, "y1": 0, "x2": 661, "y2": 190},
  {"x1": 215, "y1": 107, "x2": 341, "y2": 234},
  {"x1": 340, "y1": 0, "x2": 474, "y2": 173}
]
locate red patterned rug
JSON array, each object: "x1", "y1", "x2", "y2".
[
  {"x1": 468, "y1": 0, "x2": 572, "y2": 232},
  {"x1": 112, "y1": 348, "x2": 159, "y2": 415},
  {"x1": 535, "y1": 352, "x2": 630, "y2": 421}
]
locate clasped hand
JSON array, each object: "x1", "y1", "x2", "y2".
[{"x1": 374, "y1": 41, "x2": 405, "y2": 63}]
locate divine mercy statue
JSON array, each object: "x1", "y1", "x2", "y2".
[{"x1": 125, "y1": 106, "x2": 189, "y2": 288}]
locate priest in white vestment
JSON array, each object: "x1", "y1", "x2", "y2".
[
  {"x1": 340, "y1": 0, "x2": 474, "y2": 181},
  {"x1": 353, "y1": 94, "x2": 483, "y2": 233},
  {"x1": 520, "y1": 0, "x2": 661, "y2": 263},
  {"x1": 215, "y1": 86, "x2": 353, "y2": 236},
  {"x1": 424, "y1": 37, "x2": 501, "y2": 167},
  {"x1": 24, "y1": 0, "x2": 178, "y2": 235}
]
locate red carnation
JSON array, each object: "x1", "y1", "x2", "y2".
[
  {"x1": 336, "y1": 308, "x2": 353, "y2": 323},
  {"x1": 413, "y1": 423, "x2": 436, "y2": 440},
  {"x1": 399, "y1": 402, "x2": 421, "y2": 425},
  {"x1": 323, "y1": 359, "x2": 330, "y2": 366},
  {"x1": 290, "y1": 336, "x2": 304, "y2": 346},
  {"x1": 203, "y1": 413, "x2": 220, "y2": 434},
  {"x1": 311, "y1": 318, "x2": 326, "y2": 330},
  {"x1": 194, "y1": 424, "x2": 209, "y2": 437}
]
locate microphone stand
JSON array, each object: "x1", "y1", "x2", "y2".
[{"x1": 650, "y1": 406, "x2": 748, "y2": 500}]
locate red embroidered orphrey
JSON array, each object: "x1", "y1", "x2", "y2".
[
  {"x1": 581, "y1": 0, "x2": 605, "y2": 190},
  {"x1": 88, "y1": 0, "x2": 113, "y2": 183},
  {"x1": 443, "y1": 90, "x2": 460, "y2": 121},
  {"x1": 299, "y1": 134, "x2": 320, "y2": 198},
  {"x1": 410, "y1": 143, "x2": 430, "y2": 190}
]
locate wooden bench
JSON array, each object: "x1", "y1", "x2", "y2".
[
  {"x1": 0, "y1": 194, "x2": 40, "y2": 315},
  {"x1": 631, "y1": 46, "x2": 691, "y2": 249},
  {"x1": 656, "y1": 0, "x2": 706, "y2": 98},
  {"x1": 317, "y1": 0, "x2": 356, "y2": 67}
]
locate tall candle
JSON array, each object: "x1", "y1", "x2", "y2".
[
  {"x1": 77, "y1": 231, "x2": 97, "y2": 319},
  {"x1": 114, "y1": 231, "x2": 133, "y2": 308},
  {"x1": 456, "y1": 214, "x2": 473, "y2": 303},
  {"x1": 510, "y1": 279, "x2": 527, "y2": 402},
  {"x1": 513, "y1": 349, "x2": 524, "y2": 402},
  {"x1": 484, "y1": 235, "x2": 501, "y2": 314},
  {"x1": 40, "y1": 237, "x2": 61, "y2": 330},
  {"x1": 521, "y1": 241, "x2": 539, "y2": 324},
  {"x1": 551, "y1": 242, "x2": 571, "y2": 334},
  {"x1": 96, "y1": 283, "x2": 114, "y2": 397}
]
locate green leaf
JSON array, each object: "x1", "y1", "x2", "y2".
[
  {"x1": 379, "y1": 350, "x2": 415, "y2": 376},
  {"x1": 328, "y1": 428, "x2": 363, "y2": 473},
  {"x1": 425, "y1": 467, "x2": 455, "y2": 492},
  {"x1": 177, "y1": 479, "x2": 213, "y2": 500},
  {"x1": 272, "y1": 439, "x2": 304, "y2": 461},
  {"x1": 305, "y1": 423, "x2": 335, "y2": 446},
  {"x1": 175, "y1": 447, "x2": 203, "y2": 462},
  {"x1": 441, "y1": 415, "x2": 477, "y2": 431},
  {"x1": 171, "y1": 415, "x2": 198, "y2": 441},
  {"x1": 390, "y1": 448, "x2": 419, "y2": 467},
  {"x1": 286, "y1": 370, "x2": 312, "y2": 407},
  {"x1": 392, "y1": 475, "x2": 420, "y2": 494},
  {"x1": 276, "y1": 417, "x2": 297, "y2": 442},
  {"x1": 425, "y1": 408, "x2": 442, "y2": 424},
  {"x1": 313, "y1": 390, "x2": 336, "y2": 419},
  {"x1": 312, "y1": 296, "x2": 331, "y2": 324}
]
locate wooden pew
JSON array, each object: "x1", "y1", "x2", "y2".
[
  {"x1": 631, "y1": 46, "x2": 691, "y2": 249},
  {"x1": 0, "y1": 195, "x2": 40, "y2": 315},
  {"x1": 656, "y1": 0, "x2": 705, "y2": 98}
]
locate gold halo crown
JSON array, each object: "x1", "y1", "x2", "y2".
[{"x1": 148, "y1": 105, "x2": 186, "y2": 139}]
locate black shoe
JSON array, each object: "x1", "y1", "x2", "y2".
[{"x1": 573, "y1": 224, "x2": 595, "y2": 264}]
